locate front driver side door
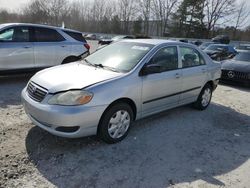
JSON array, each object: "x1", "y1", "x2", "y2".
[{"x1": 141, "y1": 46, "x2": 182, "y2": 117}]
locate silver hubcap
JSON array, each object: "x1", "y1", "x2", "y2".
[
  {"x1": 201, "y1": 88, "x2": 211, "y2": 107},
  {"x1": 108, "y1": 110, "x2": 131, "y2": 139}
]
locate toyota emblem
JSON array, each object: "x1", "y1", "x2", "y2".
[{"x1": 227, "y1": 71, "x2": 235, "y2": 78}]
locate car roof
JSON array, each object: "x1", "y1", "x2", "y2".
[
  {"x1": 0, "y1": 23, "x2": 82, "y2": 33},
  {"x1": 120, "y1": 39, "x2": 194, "y2": 46}
]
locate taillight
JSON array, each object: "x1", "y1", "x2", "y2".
[{"x1": 84, "y1": 43, "x2": 90, "y2": 51}]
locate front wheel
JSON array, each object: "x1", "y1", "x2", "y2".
[
  {"x1": 98, "y1": 103, "x2": 133, "y2": 144},
  {"x1": 193, "y1": 84, "x2": 212, "y2": 110}
]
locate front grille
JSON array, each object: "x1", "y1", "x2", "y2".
[
  {"x1": 221, "y1": 70, "x2": 249, "y2": 80},
  {"x1": 27, "y1": 82, "x2": 48, "y2": 102}
]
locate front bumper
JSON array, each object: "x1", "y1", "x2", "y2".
[
  {"x1": 220, "y1": 70, "x2": 250, "y2": 86},
  {"x1": 21, "y1": 88, "x2": 108, "y2": 138}
]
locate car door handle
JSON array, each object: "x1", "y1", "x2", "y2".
[
  {"x1": 23, "y1": 46, "x2": 31, "y2": 49},
  {"x1": 61, "y1": 45, "x2": 67, "y2": 48},
  {"x1": 175, "y1": 73, "x2": 181, "y2": 79}
]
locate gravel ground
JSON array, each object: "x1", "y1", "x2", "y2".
[{"x1": 0, "y1": 41, "x2": 250, "y2": 188}]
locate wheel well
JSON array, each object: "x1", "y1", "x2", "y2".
[
  {"x1": 206, "y1": 80, "x2": 215, "y2": 90},
  {"x1": 105, "y1": 98, "x2": 137, "y2": 120},
  {"x1": 62, "y1": 56, "x2": 80, "y2": 64},
  {"x1": 97, "y1": 98, "x2": 137, "y2": 135}
]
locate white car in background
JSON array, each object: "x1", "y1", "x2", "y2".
[{"x1": 0, "y1": 23, "x2": 90, "y2": 74}]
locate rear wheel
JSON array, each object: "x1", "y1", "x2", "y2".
[
  {"x1": 98, "y1": 103, "x2": 133, "y2": 144},
  {"x1": 193, "y1": 84, "x2": 212, "y2": 110}
]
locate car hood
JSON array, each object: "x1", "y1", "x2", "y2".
[
  {"x1": 221, "y1": 59, "x2": 250, "y2": 72},
  {"x1": 31, "y1": 62, "x2": 123, "y2": 93}
]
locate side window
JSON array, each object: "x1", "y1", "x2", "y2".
[
  {"x1": 149, "y1": 46, "x2": 178, "y2": 72},
  {"x1": 34, "y1": 27, "x2": 65, "y2": 42},
  {"x1": 180, "y1": 47, "x2": 205, "y2": 68},
  {"x1": 63, "y1": 31, "x2": 87, "y2": 42},
  {"x1": 0, "y1": 27, "x2": 29, "y2": 42}
]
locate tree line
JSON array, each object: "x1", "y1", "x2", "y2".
[{"x1": 0, "y1": 0, "x2": 250, "y2": 41}]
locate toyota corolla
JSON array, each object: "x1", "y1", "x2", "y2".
[{"x1": 22, "y1": 40, "x2": 221, "y2": 143}]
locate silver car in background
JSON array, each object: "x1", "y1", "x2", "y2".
[
  {"x1": 0, "y1": 23, "x2": 90, "y2": 74},
  {"x1": 22, "y1": 40, "x2": 221, "y2": 143}
]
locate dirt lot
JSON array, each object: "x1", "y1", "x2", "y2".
[{"x1": 0, "y1": 41, "x2": 250, "y2": 188}]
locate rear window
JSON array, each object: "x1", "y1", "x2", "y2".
[
  {"x1": 34, "y1": 27, "x2": 65, "y2": 42},
  {"x1": 63, "y1": 30, "x2": 86, "y2": 42}
]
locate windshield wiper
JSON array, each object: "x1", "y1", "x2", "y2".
[
  {"x1": 82, "y1": 59, "x2": 95, "y2": 67},
  {"x1": 83, "y1": 60, "x2": 120, "y2": 72},
  {"x1": 94, "y1": 64, "x2": 120, "y2": 73}
]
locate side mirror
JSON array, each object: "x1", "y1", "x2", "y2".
[{"x1": 139, "y1": 64, "x2": 161, "y2": 76}]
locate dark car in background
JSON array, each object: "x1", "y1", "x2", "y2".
[
  {"x1": 221, "y1": 51, "x2": 250, "y2": 86},
  {"x1": 98, "y1": 35, "x2": 134, "y2": 45},
  {"x1": 204, "y1": 44, "x2": 237, "y2": 61},
  {"x1": 212, "y1": 35, "x2": 230, "y2": 44},
  {"x1": 98, "y1": 34, "x2": 151, "y2": 46}
]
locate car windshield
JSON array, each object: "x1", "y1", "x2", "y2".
[
  {"x1": 206, "y1": 45, "x2": 227, "y2": 51},
  {"x1": 85, "y1": 42, "x2": 154, "y2": 72},
  {"x1": 233, "y1": 52, "x2": 250, "y2": 62}
]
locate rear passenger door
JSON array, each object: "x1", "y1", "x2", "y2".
[
  {"x1": 0, "y1": 26, "x2": 34, "y2": 70},
  {"x1": 32, "y1": 27, "x2": 67, "y2": 68},
  {"x1": 179, "y1": 46, "x2": 208, "y2": 103}
]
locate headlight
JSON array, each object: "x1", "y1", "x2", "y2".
[{"x1": 48, "y1": 90, "x2": 93, "y2": 106}]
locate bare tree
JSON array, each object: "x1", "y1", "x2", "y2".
[
  {"x1": 22, "y1": 0, "x2": 70, "y2": 26},
  {"x1": 233, "y1": 1, "x2": 250, "y2": 38},
  {"x1": 204, "y1": 0, "x2": 236, "y2": 37},
  {"x1": 118, "y1": 0, "x2": 136, "y2": 34},
  {"x1": 136, "y1": 0, "x2": 152, "y2": 35},
  {"x1": 151, "y1": 0, "x2": 178, "y2": 36}
]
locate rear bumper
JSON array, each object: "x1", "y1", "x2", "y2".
[{"x1": 21, "y1": 88, "x2": 108, "y2": 138}]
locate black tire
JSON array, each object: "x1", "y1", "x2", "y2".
[
  {"x1": 98, "y1": 103, "x2": 134, "y2": 144},
  {"x1": 193, "y1": 84, "x2": 213, "y2": 110},
  {"x1": 62, "y1": 56, "x2": 79, "y2": 64}
]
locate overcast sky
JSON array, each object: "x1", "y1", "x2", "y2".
[
  {"x1": 0, "y1": 0, "x2": 76, "y2": 10},
  {"x1": 1, "y1": 0, "x2": 249, "y2": 10}
]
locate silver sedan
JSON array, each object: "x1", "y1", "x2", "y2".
[{"x1": 22, "y1": 39, "x2": 221, "y2": 143}]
